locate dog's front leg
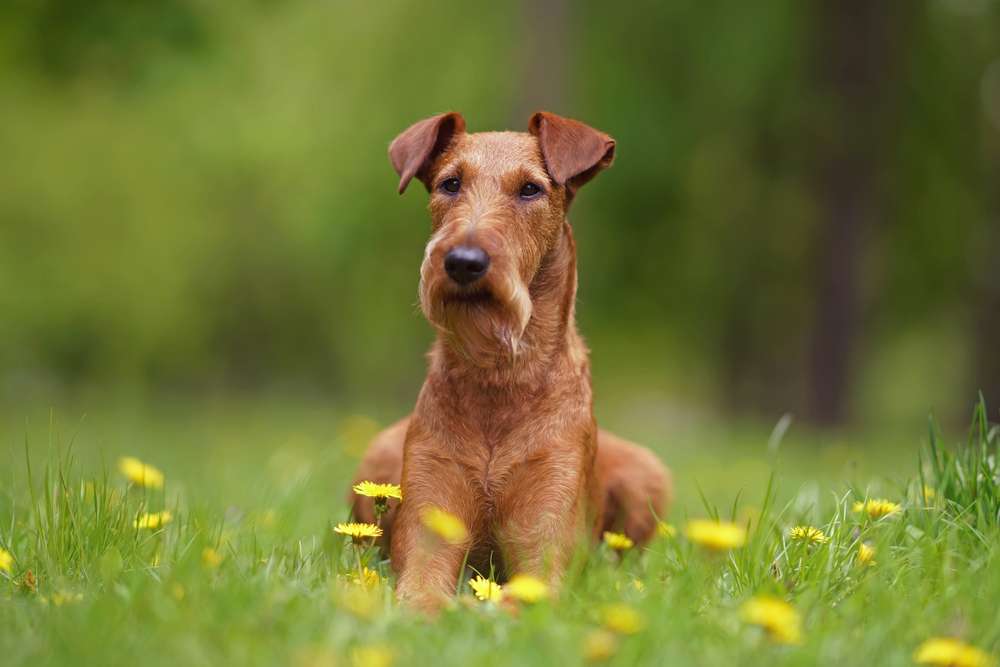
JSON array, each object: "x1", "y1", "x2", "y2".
[
  {"x1": 390, "y1": 437, "x2": 477, "y2": 613},
  {"x1": 392, "y1": 516, "x2": 469, "y2": 613},
  {"x1": 493, "y1": 441, "x2": 591, "y2": 592}
]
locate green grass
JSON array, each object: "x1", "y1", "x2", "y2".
[{"x1": 0, "y1": 396, "x2": 998, "y2": 667}]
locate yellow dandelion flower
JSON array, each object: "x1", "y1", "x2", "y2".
[
  {"x1": 601, "y1": 603, "x2": 645, "y2": 635},
  {"x1": 469, "y1": 575, "x2": 503, "y2": 602},
  {"x1": 685, "y1": 519, "x2": 747, "y2": 551},
  {"x1": 657, "y1": 522, "x2": 677, "y2": 538},
  {"x1": 351, "y1": 644, "x2": 394, "y2": 667},
  {"x1": 202, "y1": 547, "x2": 224, "y2": 568},
  {"x1": 741, "y1": 595, "x2": 802, "y2": 645},
  {"x1": 419, "y1": 507, "x2": 468, "y2": 544},
  {"x1": 334, "y1": 522, "x2": 383, "y2": 543},
  {"x1": 0, "y1": 548, "x2": 13, "y2": 573},
  {"x1": 505, "y1": 573, "x2": 549, "y2": 603},
  {"x1": 352, "y1": 481, "x2": 403, "y2": 501},
  {"x1": 118, "y1": 456, "x2": 165, "y2": 489},
  {"x1": 631, "y1": 578, "x2": 645, "y2": 593},
  {"x1": 852, "y1": 498, "x2": 902, "y2": 519},
  {"x1": 603, "y1": 531, "x2": 634, "y2": 551},
  {"x1": 583, "y1": 629, "x2": 618, "y2": 662},
  {"x1": 914, "y1": 638, "x2": 995, "y2": 667},
  {"x1": 134, "y1": 510, "x2": 172, "y2": 529},
  {"x1": 351, "y1": 567, "x2": 381, "y2": 589},
  {"x1": 789, "y1": 525, "x2": 830, "y2": 545},
  {"x1": 922, "y1": 486, "x2": 937, "y2": 503},
  {"x1": 51, "y1": 591, "x2": 83, "y2": 606},
  {"x1": 866, "y1": 499, "x2": 901, "y2": 518},
  {"x1": 858, "y1": 542, "x2": 876, "y2": 566}
]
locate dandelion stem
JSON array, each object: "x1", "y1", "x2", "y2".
[
  {"x1": 353, "y1": 543, "x2": 364, "y2": 578},
  {"x1": 455, "y1": 546, "x2": 471, "y2": 596}
]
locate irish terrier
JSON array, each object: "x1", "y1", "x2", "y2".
[{"x1": 349, "y1": 111, "x2": 671, "y2": 611}]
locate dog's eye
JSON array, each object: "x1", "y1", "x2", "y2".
[
  {"x1": 519, "y1": 182, "x2": 542, "y2": 199},
  {"x1": 440, "y1": 177, "x2": 461, "y2": 194}
]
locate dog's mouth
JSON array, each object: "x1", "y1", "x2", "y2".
[
  {"x1": 421, "y1": 270, "x2": 534, "y2": 361},
  {"x1": 441, "y1": 287, "x2": 495, "y2": 307}
]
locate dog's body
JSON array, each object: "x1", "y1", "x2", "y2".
[{"x1": 350, "y1": 112, "x2": 671, "y2": 611}]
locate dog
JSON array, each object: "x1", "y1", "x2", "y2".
[{"x1": 349, "y1": 111, "x2": 671, "y2": 611}]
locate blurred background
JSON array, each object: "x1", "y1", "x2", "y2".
[{"x1": 1, "y1": 0, "x2": 999, "y2": 438}]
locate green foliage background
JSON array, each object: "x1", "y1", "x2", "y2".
[{"x1": 1, "y1": 1, "x2": 998, "y2": 426}]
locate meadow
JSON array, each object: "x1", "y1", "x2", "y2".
[
  {"x1": 2, "y1": 2, "x2": 997, "y2": 665},
  {"x1": 1, "y1": 395, "x2": 997, "y2": 667}
]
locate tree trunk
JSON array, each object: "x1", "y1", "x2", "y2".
[
  {"x1": 512, "y1": 0, "x2": 569, "y2": 124},
  {"x1": 974, "y1": 259, "x2": 1000, "y2": 415},
  {"x1": 806, "y1": 1, "x2": 906, "y2": 425},
  {"x1": 973, "y1": 66, "x2": 1000, "y2": 416}
]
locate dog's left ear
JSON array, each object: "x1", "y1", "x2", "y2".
[
  {"x1": 389, "y1": 112, "x2": 466, "y2": 194},
  {"x1": 528, "y1": 111, "x2": 615, "y2": 198}
]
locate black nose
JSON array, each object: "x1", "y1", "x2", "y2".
[{"x1": 444, "y1": 245, "x2": 490, "y2": 285}]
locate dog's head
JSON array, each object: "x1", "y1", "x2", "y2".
[{"x1": 389, "y1": 111, "x2": 615, "y2": 364}]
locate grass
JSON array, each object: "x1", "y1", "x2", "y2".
[{"x1": 0, "y1": 396, "x2": 998, "y2": 667}]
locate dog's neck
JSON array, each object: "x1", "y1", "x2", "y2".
[{"x1": 428, "y1": 221, "x2": 587, "y2": 391}]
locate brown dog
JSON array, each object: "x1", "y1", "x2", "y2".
[{"x1": 349, "y1": 111, "x2": 671, "y2": 611}]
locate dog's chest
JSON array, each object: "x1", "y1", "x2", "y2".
[
  {"x1": 452, "y1": 397, "x2": 590, "y2": 506},
  {"x1": 416, "y1": 369, "x2": 594, "y2": 512}
]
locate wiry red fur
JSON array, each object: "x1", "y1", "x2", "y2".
[{"x1": 350, "y1": 112, "x2": 672, "y2": 612}]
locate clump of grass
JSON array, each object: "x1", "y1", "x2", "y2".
[
  {"x1": 922, "y1": 394, "x2": 1000, "y2": 527},
  {"x1": 19, "y1": 445, "x2": 174, "y2": 587}
]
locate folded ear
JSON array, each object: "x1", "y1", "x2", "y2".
[
  {"x1": 528, "y1": 111, "x2": 615, "y2": 198},
  {"x1": 388, "y1": 112, "x2": 466, "y2": 194}
]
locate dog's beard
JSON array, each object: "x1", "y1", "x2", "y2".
[{"x1": 419, "y1": 263, "x2": 533, "y2": 364}]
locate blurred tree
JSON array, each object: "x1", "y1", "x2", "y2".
[
  {"x1": 974, "y1": 234, "x2": 1000, "y2": 416},
  {"x1": 0, "y1": 0, "x2": 996, "y2": 426},
  {"x1": 805, "y1": 0, "x2": 910, "y2": 425},
  {"x1": 975, "y1": 59, "x2": 1000, "y2": 414},
  {"x1": 512, "y1": 0, "x2": 568, "y2": 123}
]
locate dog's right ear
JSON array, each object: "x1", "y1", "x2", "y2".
[{"x1": 389, "y1": 112, "x2": 466, "y2": 194}]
